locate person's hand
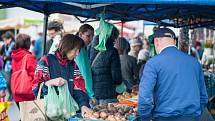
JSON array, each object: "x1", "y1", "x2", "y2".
[
  {"x1": 81, "y1": 106, "x2": 92, "y2": 118},
  {"x1": 0, "y1": 90, "x2": 6, "y2": 98},
  {"x1": 45, "y1": 77, "x2": 67, "y2": 86},
  {"x1": 3, "y1": 56, "x2": 6, "y2": 61},
  {"x1": 91, "y1": 98, "x2": 97, "y2": 106}
]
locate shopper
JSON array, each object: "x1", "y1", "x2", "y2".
[
  {"x1": 33, "y1": 34, "x2": 91, "y2": 117},
  {"x1": 115, "y1": 37, "x2": 139, "y2": 91},
  {"x1": 138, "y1": 28, "x2": 208, "y2": 121},
  {"x1": 88, "y1": 23, "x2": 122, "y2": 104},
  {"x1": 11, "y1": 34, "x2": 36, "y2": 103}
]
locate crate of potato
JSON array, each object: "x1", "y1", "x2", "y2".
[{"x1": 69, "y1": 103, "x2": 139, "y2": 121}]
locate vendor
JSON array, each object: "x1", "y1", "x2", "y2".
[
  {"x1": 33, "y1": 34, "x2": 91, "y2": 118},
  {"x1": 138, "y1": 28, "x2": 208, "y2": 121}
]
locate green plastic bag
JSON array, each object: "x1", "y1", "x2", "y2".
[
  {"x1": 58, "y1": 84, "x2": 79, "y2": 119},
  {"x1": 94, "y1": 17, "x2": 113, "y2": 52},
  {"x1": 45, "y1": 86, "x2": 63, "y2": 120},
  {"x1": 116, "y1": 82, "x2": 127, "y2": 94},
  {"x1": 74, "y1": 48, "x2": 94, "y2": 98}
]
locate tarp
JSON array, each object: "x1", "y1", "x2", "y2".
[
  {"x1": 1, "y1": 0, "x2": 215, "y2": 28},
  {"x1": 1, "y1": 0, "x2": 215, "y2": 6},
  {"x1": 0, "y1": 18, "x2": 43, "y2": 30}
]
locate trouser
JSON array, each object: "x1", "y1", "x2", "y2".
[{"x1": 2, "y1": 71, "x2": 12, "y2": 101}]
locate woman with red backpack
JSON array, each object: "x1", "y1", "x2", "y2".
[{"x1": 11, "y1": 34, "x2": 36, "y2": 104}]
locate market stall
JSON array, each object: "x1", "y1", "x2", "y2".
[{"x1": 1, "y1": 0, "x2": 215, "y2": 121}]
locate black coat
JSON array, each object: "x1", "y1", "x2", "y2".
[
  {"x1": 120, "y1": 54, "x2": 139, "y2": 90},
  {"x1": 88, "y1": 36, "x2": 122, "y2": 99}
]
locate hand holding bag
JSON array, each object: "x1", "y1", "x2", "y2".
[{"x1": 19, "y1": 83, "x2": 48, "y2": 121}]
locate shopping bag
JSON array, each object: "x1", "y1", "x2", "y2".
[
  {"x1": 19, "y1": 83, "x2": 48, "y2": 121},
  {"x1": 11, "y1": 54, "x2": 34, "y2": 97},
  {"x1": 0, "y1": 98, "x2": 12, "y2": 121},
  {"x1": 116, "y1": 82, "x2": 127, "y2": 94},
  {"x1": 58, "y1": 84, "x2": 79, "y2": 119},
  {"x1": 45, "y1": 86, "x2": 63, "y2": 120}
]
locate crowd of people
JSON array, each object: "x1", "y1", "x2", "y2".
[{"x1": 0, "y1": 20, "x2": 211, "y2": 121}]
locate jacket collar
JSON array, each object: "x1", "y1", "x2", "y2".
[
  {"x1": 56, "y1": 50, "x2": 72, "y2": 65},
  {"x1": 159, "y1": 45, "x2": 177, "y2": 54}
]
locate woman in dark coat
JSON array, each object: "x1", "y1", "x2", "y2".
[{"x1": 88, "y1": 27, "x2": 122, "y2": 104}]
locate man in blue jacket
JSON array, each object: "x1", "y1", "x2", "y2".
[{"x1": 138, "y1": 28, "x2": 208, "y2": 121}]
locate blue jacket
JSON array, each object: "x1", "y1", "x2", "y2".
[
  {"x1": 34, "y1": 38, "x2": 42, "y2": 60},
  {"x1": 138, "y1": 46, "x2": 208, "y2": 120}
]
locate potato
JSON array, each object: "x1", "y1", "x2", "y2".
[
  {"x1": 124, "y1": 94, "x2": 132, "y2": 99},
  {"x1": 107, "y1": 115, "x2": 115, "y2": 121},
  {"x1": 93, "y1": 112, "x2": 100, "y2": 118},
  {"x1": 114, "y1": 113, "x2": 121, "y2": 117},
  {"x1": 121, "y1": 117, "x2": 127, "y2": 121},
  {"x1": 114, "y1": 117, "x2": 120, "y2": 120},
  {"x1": 100, "y1": 109, "x2": 108, "y2": 113},
  {"x1": 118, "y1": 108, "x2": 124, "y2": 115},
  {"x1": 89, "y1": 115, "x2": 97, "y2": 120},
  {"x1": 123, "y1": 92, "x2": 129, "y2": 96},
  {"x1": 99, "y1": 118, "x2": 104, "y2": 120},
  {"x1": 100, "y1": 111, "x2": 108, "y2": 119}
]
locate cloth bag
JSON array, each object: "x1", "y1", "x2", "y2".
[
  {"x1": 19, "y1": 83, "x2": 48, "y2": 121},
  {"x1": 11, "y1": 54, "x2": 34, "y2": 97}
]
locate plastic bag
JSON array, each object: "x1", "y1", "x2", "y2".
[
  {"x1": 45, "y1": 86, "x2": 63, "y2": 120},
  {"x1": 94, "y1": 16, "x2": 113, "y2": 52},
  {"x1": 116, "y1": 82, "x2": 127, "y2": 94},
  {"x1": 58, "y1": 84, "x2": 79, "y2": 119},
  {"x1": 74, "y1": 48, "x2": 94, "y2": 98},
  {"x1": 0, "y1": 101, "x2": 12, "y2": 121}
]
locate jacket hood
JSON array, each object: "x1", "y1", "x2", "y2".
[{"x1": 12, "y1": 48, "x2": 31, "y2": 62}]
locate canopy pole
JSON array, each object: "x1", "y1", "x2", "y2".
[
  {"x1": 14, "y1": 28, "x2": 17, "y2": 38},
  {"x1": 42, "y1": 14, "x2": 49, "y2": 55},
  {"x1": 143, "y1": 20, "x2": 145, "y2": 36},
  {"x1": 121, "y1": 22, "x2": 124, "y2": 37},
  {"x1": 213, "y1": 30, "x2": 215, "y2": 73}
]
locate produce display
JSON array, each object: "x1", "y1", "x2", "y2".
[
  {"x1": 83, "y1": 103, "x2": 138, "y2": 121},
  {"x1": 117, "y1": 86, "x2": 139, "y2": 102}
]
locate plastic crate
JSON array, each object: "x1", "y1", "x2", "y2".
[{"x1": 68, "y1": 113, "x2": 141, "y2": 121}]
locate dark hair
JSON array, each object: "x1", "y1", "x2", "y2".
[
  {"x1": 144, "y1": 38, "x2": 149, "y2": 46},
  {"x1": 78, "y1": 24, "x2": 94, "y2": 33},
  {"x1": 195, "y1": 41, "x2": 202, "y2": 48},
  {"x1": 15, "y1": 34, "x2": 31, "y2": 50},
  {"x1": 1, "y1": 31, "x2": 14, "y2": 40},
  {"x1": 110, "y1": 26, "x2": 119, "y2": 41},
  {"x1": 116, "y1": 37, "x2": 130, "y2": 54},
  {"x1": 58, "y1": 34, "x2": 84, "y2": 58},
  {"x1": 48, "y1": 21, "x2": 63, "y2": 31}
]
